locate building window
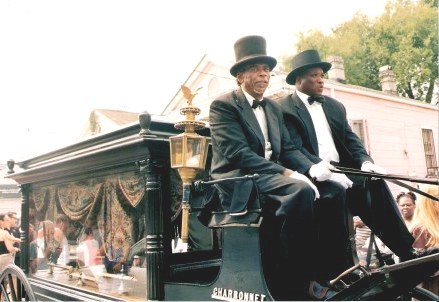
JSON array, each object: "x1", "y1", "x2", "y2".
[
  {"x1": 421, "y1": 128, "x2": 438, "y2": 177},
  {"x1": 350, "y1": 119, "x2": 370, "y2": 153}
]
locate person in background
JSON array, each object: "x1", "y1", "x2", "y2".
[
  {"x1": 132, "y1": 255, "x2": 142, "y2": 267},
  {"x1": 0, "y1": 212, "x2": 11, "y2": 231},
  {"x1": 358, "y1": 190, "x2": 416, "y2": 266},
  {"x1": 0, "y1": 213, "x2": 21, "y2": 267},
  {"x1": 36, "y1": 220, "x2": 62, "y2": 269},
  {"x1": 353, "y1": 216, "x2": 371, "y2": 265},
  {"x1": 410, "y1": 185, "x2": 439, "y2": 249},
  {"x1": 355, "y1": 215, "x2": 395, "y2": 267},
  {"x1": 361, "y1": 191, "x2": 416, "y2": 266},
  {"x1": 208, "y1": 35, "x2": 338, "y2": 300},
  {"x1": 278, "y1": 49, "x2": 439, "y2": 293},
  {"x1": 396, "y1": 191, "x2": 416, "y2": 229},
  {"x1": 7, "y1": 212, "x2": 21, "y2": 266},
  {"x1": 100, "y1": 232, "x2": 129, "y2": 274},
  {"x1": 81, "y1": 218, "x2": 102, "y2": 247},
  {"x1": 410, "y1": 184, "x2": 439, "y2": 295},
  {"x1": 29, "y1": 223, "x2": 38, "y2": 274},
  {"x1": 54, "y1": 214, "x2": 70, "y2": 265},
  {"x1": 76, "y1": 227, "x2": 99, "y2": 267}
]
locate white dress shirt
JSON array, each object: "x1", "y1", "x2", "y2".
[
  {"x1": 242, "y1": 89, "x2": 273, "y2": 160},
  {"x1": 296, "y1": 91, "x2": 340, "y2": 163}
]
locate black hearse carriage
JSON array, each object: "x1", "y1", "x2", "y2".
[{"x1": 3, "y1": 111, "x2": 439, "y2": 301}]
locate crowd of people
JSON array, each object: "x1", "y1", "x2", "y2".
[
  {"x1": 27, "y1": 215, "x2": 133, "y2": 276},
  {"x1": 1, "y1": 209, "x2": 148, "y2": 301}
]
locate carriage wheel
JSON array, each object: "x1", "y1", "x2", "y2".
[{"x1": 0, "y1": 264, "x2": 36, "y2": 302}]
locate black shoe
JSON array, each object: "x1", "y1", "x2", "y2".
[{"x1": 399, "y1": 247, "x2": 439, "y2": 262}]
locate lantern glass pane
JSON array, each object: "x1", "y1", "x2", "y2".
[
  {"x1": 186, "y1": 137, "x2": 202, "y2": 168},
  {"x1": 199, "y1": 138, "x2": 208, "y2": 168},
  {"x1": 170, "y1": 137, "x2": 183, "y2": 167}
]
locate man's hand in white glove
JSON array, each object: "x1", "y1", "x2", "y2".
[
  {"x1": 329, "y1": 173, "x2": 353, "y2": 189},
  {"x1": 290, "y1": 171, "x2": 320, "y2": 200},
  {"x1": 361, "y1": 162, "x2": 387, "y2": 174},
  {"x1": 309, "y1": 161, "x2": 334, "y2": 181}
]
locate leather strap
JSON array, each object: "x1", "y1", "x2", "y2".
[
  {"x1": 386, "y1": 178, "x2": 438, "y2": 201},
  {"x1": 330, "y1": 165, "x2": 438, "y2": 201},
  {"x1": 330, "y1": 164, "x2": 438, "y2": 185},
  {"x1": 365, "y1": 231, "x2": 375, "y2": 270},
  {"x1": 373, "y1": 235, "x2": 385, "y2": 267},
  {"x1": 365, "y1": 231, "x2": 385, "y2": 269}
]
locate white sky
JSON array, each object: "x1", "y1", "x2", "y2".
[{"x1": 0, "y1": 0, "x2": 390, "y2": 163}]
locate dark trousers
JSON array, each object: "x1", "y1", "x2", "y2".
[
  {"x1": 311, "y1": 177, "x2": 414, "y2": 281},
  {"x1": 347, "y1": 177, "x2": 414, "y2": 257},
  {"x1": 216, "y1": 173, "x2": 317, "y2": 282},
  {"x1": 313, "y1": 181, "x2": 352, "y2": 281}
]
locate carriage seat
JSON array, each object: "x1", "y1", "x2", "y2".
[
  {"x1": 194, "y1": 177, "x2": 273, "y2": 229},
  {"x1": 206, "y1": 209, "x2": 262, "y2": 228}
]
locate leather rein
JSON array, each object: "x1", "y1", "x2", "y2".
[{"x1": 331, "y1": 165, "x2": 439, "y2": 202}]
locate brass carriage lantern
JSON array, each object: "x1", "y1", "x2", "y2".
[{"x1": 170, "y1": 85, "x2": 208, "y2": 244}]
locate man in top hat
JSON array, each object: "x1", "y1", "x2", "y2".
[
  {"x1": 278, "y1": 49, "x2": 439, "y2": 285},
  {"x1": 209, "y1": 36, "x2": 343, "y2": 299}
]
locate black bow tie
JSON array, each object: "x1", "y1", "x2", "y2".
[
  {"x1": 308, "y1": 95, "x2": 325, "y2": 105},
  {"x1": 252, "y1": 99, "x2": 266, "y2": 109}
]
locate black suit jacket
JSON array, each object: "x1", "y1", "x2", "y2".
[
  {"x1": 210, "y1": 88, "x2": 314, "y2": 178},
  {"x1": 278, "y1": 92, "x2": 373, "y2": 170},
  {"x1": 278, "y1": 92, "x2": 415, "y2": 258},
  {"x1": 209, "y1": 88, "x2": 314, "y2": 211}
]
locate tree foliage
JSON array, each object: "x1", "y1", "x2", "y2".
[{"x1": 281, "y1": 0, "x2": 438, "y2": 103}]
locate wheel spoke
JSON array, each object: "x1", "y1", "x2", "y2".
[
  {"x1": 16, "y1": 279, "x2": 23, "y2": 301},
  {"x1": 6, "y1": 274, "x2": 16, "y2": 302},
  {"x1": 0, "y1": 264, "x2": 35, "y2": 302},
  {"x1": 1, "y1": 282, "x2": 9, "y2": 302}
]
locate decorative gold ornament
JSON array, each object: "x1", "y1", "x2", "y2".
[{"x1": 169, "y1": 85, "x2": 208, "y2": 244}]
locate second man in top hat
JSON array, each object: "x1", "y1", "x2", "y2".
[{"x1": 278, "y1": 48, "x2": 439, "y2": 285}]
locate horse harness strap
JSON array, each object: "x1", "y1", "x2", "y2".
[
  {"x1": 386, "y1": 178, "x2": 439, "y2": 201},
  {"x1": 330, "y1": 165, "x2": 438, "y2": 202}
]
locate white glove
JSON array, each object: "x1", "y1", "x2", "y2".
[
  {"x1": 309, "y1": 161, "x2": 334, "y2": 181},
  {"x1": 361, "y1": 162, "x2": 387, "y2": 174},
  {"x1": 329, "y1": 173, "x2": 353, "y2": 189},
  {"x1": 290, "y1": 171, "x2": 320, "y2": 200}
]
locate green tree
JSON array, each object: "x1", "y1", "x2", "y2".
[
  {"x1": 283, "y1": 0, "x2": 438, "y2": 103},
  {"x1": 370, "y1": 0, "x2": 438, "y2": 101}
]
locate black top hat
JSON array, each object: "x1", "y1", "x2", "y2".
[
  {"x1": 285, "y1": 49, "x2": 332, "y2": 84},
  {"x1": 230, "y1": 35, "x2": 277, "y2": 77}
]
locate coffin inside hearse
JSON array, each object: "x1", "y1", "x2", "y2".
[{"x1": 5, "y1": 112, "x2": 222, "y2": 301}]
